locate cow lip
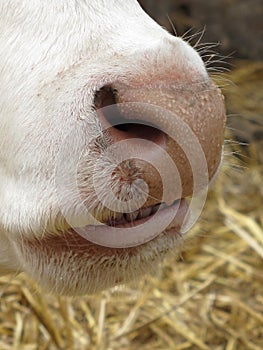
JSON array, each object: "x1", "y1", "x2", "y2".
[
  {"x1": 70, "y1": 198, "x2": 189, "y2": 248},
  {"x1": 104, "y1": 200, "x2": 181, "y2": 227}
]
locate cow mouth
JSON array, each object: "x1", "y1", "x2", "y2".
[
  {"x1": 20, "y1": 199, "x2": 188, "y2": 256},
  {"x1": 105, "y1": 201, "x2": 173, "y2": 227},
  {"x1": 70, "y1": 198, "x2": 189, "y2": 249}
]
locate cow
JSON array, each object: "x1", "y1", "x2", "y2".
[{"x1": 0, "y1": 0, "x2": 226, "y2": 295}]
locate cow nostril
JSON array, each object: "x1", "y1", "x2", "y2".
[
  {"x1": 94, "y1": 85, "x2": 166, "y2": 145},
  {"x1": 94, "y1": 85, "x2": 118, "y2": 110},
  {"x1": 94, "y1": 85, "x2": 126, "y2": 131}
]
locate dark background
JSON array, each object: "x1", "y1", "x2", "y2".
[{"x1": 139, "y1": 0, "x2": 262, "y2": 60}]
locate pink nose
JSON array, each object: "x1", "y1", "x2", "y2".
[{"x1": 94, "y1": 77, "x2": 226, "y2": 206}]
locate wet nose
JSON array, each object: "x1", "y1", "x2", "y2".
[{"x1": 94, "y1": 78, "x2": 226, "y2": 206}]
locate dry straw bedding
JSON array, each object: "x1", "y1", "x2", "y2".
[{"x1": 0, "y1": 62, "x2": 262, "y2": 350}]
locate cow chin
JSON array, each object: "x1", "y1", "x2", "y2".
[{"x1": 15, "y1": 227, "x2": 184, "y2": 296}]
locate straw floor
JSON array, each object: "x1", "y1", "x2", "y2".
[{"x1": 0, "y1": 62, "x2": 262, "y2": 350}]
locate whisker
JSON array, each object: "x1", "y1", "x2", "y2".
[
  {"x1": 166, "y1": 14, "x2": 177, "y2": 36},
  {"x1": 181, "y1": 27, "x2": 206, "y2": 44},
  {"x1": 192, "y1": 26, "x2": 207, "y2": 49}
]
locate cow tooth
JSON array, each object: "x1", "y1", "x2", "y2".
[
  {"x1": 107, "y1": 212, "x2": 124, "y2": 225},
  {"x1": 124, "y1": 210, "x2": 139, "y2": 222},
  {"x1": 142, "y1": 207, "x2": 152, "y2": 218},
  {"x1": 137, "y1": 207, "x2": 151, "y2": 219}
]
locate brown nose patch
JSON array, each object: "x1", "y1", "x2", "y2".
[{"x1": 94, "y1": 79, "x2": 226, "y2": 206}]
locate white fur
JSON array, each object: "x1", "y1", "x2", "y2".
[{"x1": 0, "y1": 0, "x2": 212, "y2": 294}]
